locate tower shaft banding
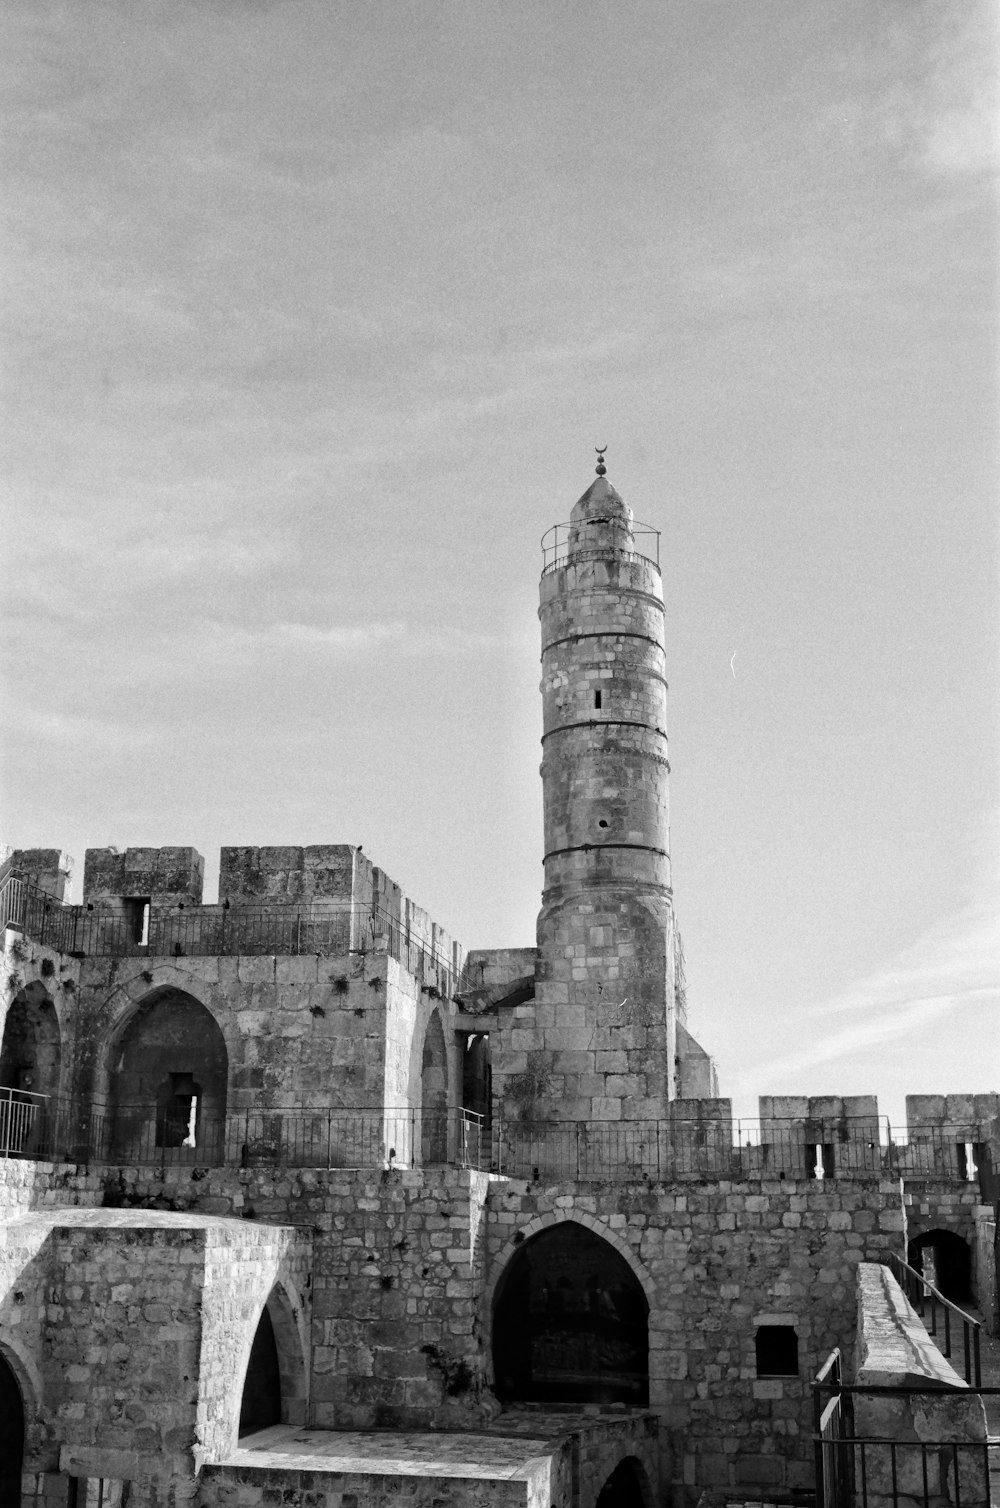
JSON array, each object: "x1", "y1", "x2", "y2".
[
  {"x1": 503, "y1": 468, "x2": 681, "y2": 1125},
  {"x1": 539, "y1": 477, "x2": 671, "y2": 904}
]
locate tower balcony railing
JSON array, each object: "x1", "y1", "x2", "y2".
[
  {"x1": 541, "y1": 520, "x2": 660, "y2": 576},
  {"x1": 0, "y1": 1096, "x2": 487, "y2": 1173},
  {"x1": 489, "y1": 1117, "x2": 993, "y2": 1184},
  {"x1": 1, "y1": 1102, "x2": 990, "y2": 1186},
  {"x1": 1, "y1": 878, "x2": 459, "y2": 996}
]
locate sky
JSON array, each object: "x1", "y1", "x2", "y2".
[{"x1": 2, "y1": 0, "x2": 997, "y2": 1128}]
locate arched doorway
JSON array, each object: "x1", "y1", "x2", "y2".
[
  {"x1": 420, "y1": 1009, "x2": 448, "y2": 1164},
  {"x1": 908, "y1": 1229, "x2": 972, "y2": 1304},
  {"x1": 493, "y1": 1222, "x2": 649, "y2": 1405},
  {"x1": 0, "y1": 983, "x2": 61, "y2": 1155},
  {"x1": 596, "y1": 1458, "x2": 652, "y2": 1508},
  {"x1": 240, "y1": 1307, "x2": 281, "y2": 1435},
  {"x1": 0, "y1": 1349, "x2": 25, "y2": 1505},
  {"x1": 239, "y1": 1285, "x2": 307, "y2": 1435},
  {"x1": 108, "y1": 988, "x2": 227, "y2": 1162}
]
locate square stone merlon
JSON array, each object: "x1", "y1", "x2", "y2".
[
  {"x1": 83, "y1": 847, "x2": 205, "y2": 907},
  {"x1": 3, "y1": 848, "x2": 73, "y2": 902},
  {"x1": 219, "y1": 844, "x2": 368, "y2": 904}
]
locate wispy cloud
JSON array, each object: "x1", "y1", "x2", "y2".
[
  {"x1": 749, "y1": 863, "x2": 1000, "y2": 1084},
  {"x1": 881, "y1": 5, "x2": 999, "y2": 178}
]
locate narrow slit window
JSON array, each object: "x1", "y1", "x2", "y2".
[{"x1": 594, "y1": 690, "x2": 602, "y2": 709}]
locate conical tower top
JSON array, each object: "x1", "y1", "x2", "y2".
[{"x1": 570, "y1": 449, "x2": 633, "y2": 532}]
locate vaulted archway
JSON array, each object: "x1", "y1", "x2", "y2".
[
  {"x1": 239, "y1": 1284, "x2": 307, "y2": 1436},
  {"x1": 0, "y1": 982, "x2": 61, "y2": 1155},
  {"x1": 0, "y1": 1348, "x2": 25, "y2": 1505},
  {"x1": 106, "y1": 987, "x2": 227, "y2": 1163},
  {"x1": 492, "y1": 1220, "x2": 649, "y2": 1405},
  {"x1": 908, "y1": 1228, "x2": 972, "y2": 1304},
  {"x1": 595, "y1": 1457, "x2": 654, "y2": 1508}
]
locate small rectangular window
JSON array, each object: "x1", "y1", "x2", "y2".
[
  {"x1": 755, "y1": 1325, "x2": 799, "y2": 1377},
  {"x1": 594, "y1": 691, "x2": 602, "y2": 709}
]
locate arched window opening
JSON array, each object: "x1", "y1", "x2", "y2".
[
  {"x1": 908, "y1": 1229, "x2": 972, "y2": 1304},
  {"x1": 108, "y1": 989, "x2": 227, "y2": 1163},
  {"x1": 1, "y1": 983, "x2": 61, "y2": 1155},
  {"x1": 420, "y1": 1009, "x2": 448, "y2": 1165},
  {"x1": 462, "y1": 1032, "x2": 491, "y2": 1157},
  {"x1": 755, "y1": 1325, "x2": 799, "y2": 1377},
  {"x1": 596, "y1": 1458, "x2": 652, "y2": 1508},
  {"x1": 239, "y1": 1307, "x2": 281, "y2": 1436},
  {"x1": 238, "y1": 1285, "x2": 307, "y2": 1436},
  {"x1": 0, "y1": 1350, "x2": 25, "y2": 1506},
  {"x1": 493, "y1": 1223, "x2": 649, "y2": 1405}
]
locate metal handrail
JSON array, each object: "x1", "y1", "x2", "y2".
[
  {"x1": 887, "y1": 1252, "x2": 982, "y2": 1387},
  {"x1": 1, "y1": 879, "x2": 459, "y2": 988},
  {"x1": 0, "y1": 1098, "x2": 486, "y2": 1171},
  {"x1": 812, "y1": 1346, "x2": 998, "y2": 1508},
  {"x1": 540, "y1": 520, "x2": 661, "y2": 574},
  {"x1": 488, "y1": 1117, "x2": 989, "y2": 1182}
]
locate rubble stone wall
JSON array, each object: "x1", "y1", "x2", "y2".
[
  {"x1": 486, "y1": 1176, "x2": 905, "y2": 1497},
  {"x1": 1, "y1": 1207, "x2": 308, "y2": 1502},
  {"x1": 310, "y1": 1167, "x2": 495, "y2": 1431}
]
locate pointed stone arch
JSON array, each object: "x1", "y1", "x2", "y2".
[
  {"x1": 0, "y1": 1338, "x2": 39, "y2": 1507},
  {"x1": 490, "y1": 1216, "x2": 650, "y2": 1405},
  {"x1": 593, "y1": 1456, "x2": 656, "y2": 1508},
  {"x1": 419, "y1": 1005, "x2": 449, "y2": 1164},
  {"x1": 237, "y1": 1282, "x2": 308, "y2": 1437},
  {"x1": 0, "y1": 980, "x2": 62, "y2": 1155},
  {"x1": 0, "y1": 1346, "x2": 24, "y2": 1505},
  {"x1": 100, "y1": 985, "x2": 228, "y2": 1163},
  {"x1": 486, "y1": 1209, "x2": 656, "y2": 1313}
]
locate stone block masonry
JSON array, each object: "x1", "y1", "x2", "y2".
[
  {"x1": 487, "y1": 1177, "x2": 906, "y2": 1496},
  {"x1": 309, "y1": 1167, "x2": 495, "y2": 1431},
  {"x1": 1, "y1": 1207, "x2": 309, "y2": 1501}
]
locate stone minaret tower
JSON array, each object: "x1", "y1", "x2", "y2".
[{"x1": 501, "y1": 454, "x2": 682, "y2": 1123}]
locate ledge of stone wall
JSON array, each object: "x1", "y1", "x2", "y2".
[{"x1": 856, "y1": 1262, "x2": 969, "y2": 1389}]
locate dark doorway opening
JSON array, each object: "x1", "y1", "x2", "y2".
[
  {"x1": 0, "y1": 1351, "x2": 25, "y2": 1506},
  {"x1": 493, "y1": 1222, "x2": 648, "y2": 1405},
  {"x1": 239, "y1": 1306, "x2": 281, "y2": 1436},
  {"x1": 908, "y1": 1229, "x2": 973, "y2": 1304},
  {"x1": 596, "y1": 1457, "x2": 650, "y2": 1508}
]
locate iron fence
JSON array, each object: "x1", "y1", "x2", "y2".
[
  {"x1": 887, "y1": 1253, "x2": 982, "y2": 1387},
  {"x1": 1, "y1": 878, "x2": 458, "y2": 996},
  {"x1": 540, "y1": 519, "x2": 661, "y2": 575},
  {"x1": 0, "y1": 1098, "x2": 991, "y2": 1183},
  {"x1": 0, "y1": 1086, "x2": 50, "y2": 1158},
  {"x1": 812, "y1": 1349, "x2": 998, "y2": 1508},
  {"x1": 0, "y1": 1098, "x2": 485, "y2": 1172},
  {"x1": 489, "y1": 1118, "x2": 990, "y2": 1183}
]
